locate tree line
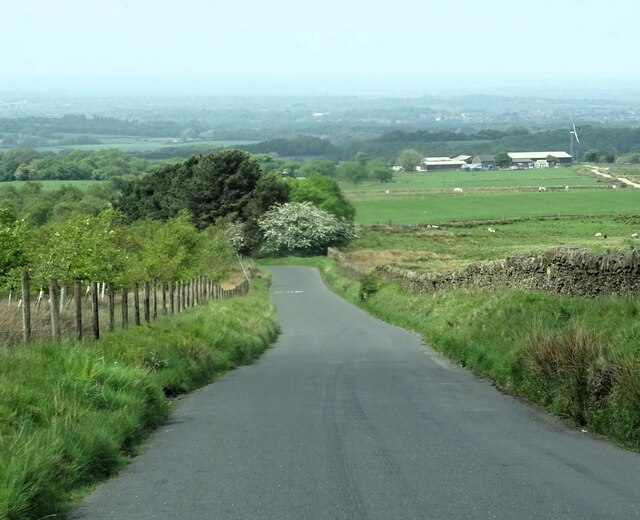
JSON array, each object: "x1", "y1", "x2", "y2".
[
  {"x1": 0, "y1": 148, "x2": 152, "y2": 181},
  {"x1": 0, "y1": 115, "x2": 191, "y2": 139}
]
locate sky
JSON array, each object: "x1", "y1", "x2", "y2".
[{"x1": 2, "y1": 0, "x2": 640, "y2": 95}]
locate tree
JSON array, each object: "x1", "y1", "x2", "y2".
[
  {"x1": 0, "y1": 208, "x2": 29, "y2": 287},
  {"x1": 288, "y1": 174, "x2": 355, "y2": 221},
  {"x1": 396, "y1": 149, "x2": 423, "y2": 171},
  {"x1": 117, "y1": 149, "x2": 263, "y2": 229},
  {"x1": 297, "y1": 159, "x2": 337, "y2": 178},
  {"x1": 258, "y1": 202, "x2": 356, "y2": 256},
  {"x1": 355, "y1": 152, "x2": 369, "y2": 166},
  {"x1": 494, "y1": 152, "x2": 512, "y2": 168},
  {"x1": 337, "y1": 161, "x2": 368, "y2": 184},
  {"x1": 367, "y1": 159, "x2": 393, "y2": 183},
  {"x1": 584, "y1": 149, "x2": 599, "y2": 162}
]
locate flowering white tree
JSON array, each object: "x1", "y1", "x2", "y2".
[{"x1": 258, "y1": 202, "x2": 356, "y2": 255}]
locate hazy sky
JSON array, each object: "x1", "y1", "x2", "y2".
[{"x1": 2, "y1": 0, "x2": 640, "y2": 93}]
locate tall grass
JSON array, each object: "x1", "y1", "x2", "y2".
[
  {"x1": 304, "y1": 257, "x2": 640, "y2": 451},
  {"x1": 0, "y1": 276, "x2": 278, "y2": 520}
]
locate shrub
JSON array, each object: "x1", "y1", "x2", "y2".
[{"x1": 258, "y1": 202, "x2": 356, "y2": 256}]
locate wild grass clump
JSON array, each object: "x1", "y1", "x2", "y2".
[
  {"x1": 0, "y1": 277, "x2": 278, "y2": 519},
  {"x1": 312, "y1": 257, "x2": 640, "y2": 451}
]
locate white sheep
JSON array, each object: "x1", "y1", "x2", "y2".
[
  {"x1": 431, "y1": 225, "x2": 439, "y2": 229},
  {"x1": 631, "y1": 233, "x2": 638, "y2": 238},
  {"x1": 487, "y1": 227, "x2": 496, "y2": 233},
  {"x1": 594, "y1": 232, "x2": 602, "y2": 237},
  {"x1": 453, "y1": 187, "x2": 463, "y2": 194},
  {"x1": 538, "y1": 186, "x2": 547, "y2": 192},
  {"x1": 565, "y1": 186, "x2": 569, "y2": 191}
]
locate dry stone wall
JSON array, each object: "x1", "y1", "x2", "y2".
[{"x1": 328, "y1": 247, "x2": 640, "y2": 298}]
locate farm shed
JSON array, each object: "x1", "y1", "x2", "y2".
[
  {"x1": 508, "y1": 151, "x2": 573, "y2": 165},
  {"x1": 453, "y1": 155, "x2": 473, "y2": 164},
  {"x1": 418, "y1": 158, "x2": 468, "y2": 171},
  {"x1": 473, "y1": 155, "x2": 496, "y2": 169}
]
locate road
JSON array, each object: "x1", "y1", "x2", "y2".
[{"x1": 72, "y1": 266, "x2": 640, "y2": 519}]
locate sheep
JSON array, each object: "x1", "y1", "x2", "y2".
[
  {"x1": 431, "y1": 225, "x2": 439, "y2": 229},
  {"x1": 453, "y1": 187, "x2": 463, "y2": 194},
  {"x1": 538, "y1": 186, "x2": 548, "y2": 192},
  {"x1": 487, "y1": 227, "x2": 496, "y2": 233},
  {"x1": 565, "y1": 186, "x2": 569, "y2": 191},
  {"x1": 594, "y1": 232, "x2": 602, "y2": 237},
  {"x1": 631, "y1": 233, "x2": 638, "y2": 238}
]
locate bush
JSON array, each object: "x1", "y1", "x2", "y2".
[{"x1": 258, "y1": 202, "x2": 356, "y2": 256}]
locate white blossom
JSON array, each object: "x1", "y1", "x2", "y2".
[{"x1": 258, "y1": 202, "x2": 356, "y2": 255}]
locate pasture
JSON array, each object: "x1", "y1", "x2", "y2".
[
  {"x1": 34, "y1": 136, "x2": 258, "y2": 154},
  {"x1": 341, "y1": 166, "x2": 640, "y2": 273}
]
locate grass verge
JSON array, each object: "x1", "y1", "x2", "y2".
[
  {"x1": 0, "y1": 275, "x2": 279, "y2": 520},
  {"x1": 273, "y1": 256, "x2": 640, "y2": 451}
]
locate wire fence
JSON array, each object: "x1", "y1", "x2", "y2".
[{"x1": 1, "y1": 270, "x2": 252, "y2": 347}]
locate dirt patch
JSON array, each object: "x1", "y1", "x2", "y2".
[
  {"x1": 345, "y1": 249, "x2": 455, "y2": 270},
  {"x1": 219, "y1": 269, "x2": 248, "y2": 289}
]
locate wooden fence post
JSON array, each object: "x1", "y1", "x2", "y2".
[
  {"x1": 181, "y1": 281, "x2": 186, "y2": 310},
  {"x1": 176, "y1": 281, "x2": 181, "y2": 312},
  {"x1": 49, "y1": 278, "x2": 61, "y2": 342},
  {"x1": 170, "y1": 281, "x2": 175, "y2": 314},
  {"x1": 108, "y1": 282, "x2": 115, "y2": 332},
  {"x1": 134, "y1": 283, "x2": 141, "y2": 326},
  {"x1": 144, "y1": 281, "x2": 151, "y2": 323},
  {"x1": 21, "y1": 271, "x2": 31, "y2": 345},
  {"x1": 121, "y1": 287, "x2": 129, "y2": 330},
  {"x1": 74, "y1": 279, "x2": 83, "y2": 341},
  {"x1": 153, "y1": 279, "x2": 158, "y2": 319},
  {"x1": 91, "y1": 281, "x2": 100, "y2": 340}
]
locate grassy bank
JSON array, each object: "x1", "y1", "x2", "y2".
[
  {"x1": 0, "y1": 276, "x2": 278, "y2": 520},
  {"x1": 279, "y1": 257, "x2": 640, "y2": 451}
]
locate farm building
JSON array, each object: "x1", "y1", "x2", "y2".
[
  {"x1": 508, "y1": 151, "x2": 573, "y2": 165},
  {"x1": 453, "y1": 155, "x2": 473, "y2": 164},
  {"x1": 472, "y1": 155, "x2": 496, "y2": 169},
  {"x1": 418, "y1": 157, "x2": 468, "y2": 171}
]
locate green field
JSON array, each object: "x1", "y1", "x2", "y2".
[
  {"x1": 32, "y1": 136, "x2": 258, "y2": 154},
  {"x1": 340, "y1": 166, "x2": 640, "y2": 225},
  {"x1": 351, "y1": 190, "x2": 640, "y2": 225},
  {"x1": 342, "y1": 166, "x2": 604, "y2": 195},
  {"x1": 342, "y1": 167, "x2": 640, "y2": 272}
]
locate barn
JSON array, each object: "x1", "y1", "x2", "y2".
[{"x1": 508, "y1": 151, "x2": 573, "y2": 165}]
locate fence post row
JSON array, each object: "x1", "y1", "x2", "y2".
[
  {"x1": 21, "y1": 271, "x2": 31, "y2": 345},
  {"x1": 10, "y1": 272, "x2": 251, "y2": 346},
  {"x1": 74, "y1": 280, "x2": 82, "y2": 341}
]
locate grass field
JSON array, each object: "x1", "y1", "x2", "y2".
[
  {"x1": 341, "y1": 166, "x2": 640, "y2": 272},
  {"x1": 351, "y1": 167, "x2": 602, "y2": 193},
  {"x1": 351, "y1": 190, "x2": 640, "y2": 225},
  {"x1": 32, "y1": 136, "x2": 258, "y2": 154}
]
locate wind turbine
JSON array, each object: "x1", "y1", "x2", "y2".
[{"x1": 570, "y1": 123, "x2": 580, "y2": 162}]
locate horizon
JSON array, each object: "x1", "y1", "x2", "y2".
[{"x1": 2, "y1": 75, "x2": 640, "y2": 100}]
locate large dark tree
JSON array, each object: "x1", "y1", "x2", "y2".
[{"x1": 117, "y1": 150, "x2": 263, "y2": 228}]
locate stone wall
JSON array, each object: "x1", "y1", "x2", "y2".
[{"x1": 328, "y1": 247, "x2": 640, "y2": 298}]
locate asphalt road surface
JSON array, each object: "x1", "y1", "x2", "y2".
[{"x1": 72, "y1": 266, "x2": 640, "y2": 519}]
